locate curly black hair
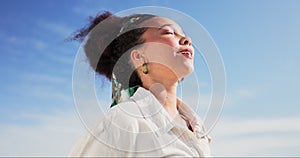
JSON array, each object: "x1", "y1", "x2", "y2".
[{"x1": 69, "y1": 11, "x2": 156, "y2": 89}]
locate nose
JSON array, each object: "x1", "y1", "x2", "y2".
[{"x1": 179, "y1": 36, "x2": 192, "y2": 46}]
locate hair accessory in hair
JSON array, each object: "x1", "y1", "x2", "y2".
[{"x1": 119, "y1": 17, "x2": 141, "y2": 35}]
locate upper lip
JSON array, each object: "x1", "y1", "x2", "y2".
[{"x1": 178, "y1": 47, "x2": 194, "y2": 58}]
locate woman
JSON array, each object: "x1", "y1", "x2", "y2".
[{"x1": 69, "y1": 11, "x2": 211, "y2": 157}]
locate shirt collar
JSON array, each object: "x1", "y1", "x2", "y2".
[{"x1": 130, "y1": 87, "x2": 205, "y2": 137}]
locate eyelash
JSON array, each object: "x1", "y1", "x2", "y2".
[{"x1": 164, "y1": 30, "x2": 175, "y2": 35}]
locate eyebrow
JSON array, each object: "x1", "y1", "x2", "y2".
[{"x1": 158, "y1": 24, "x2": 174, "y2": 30}]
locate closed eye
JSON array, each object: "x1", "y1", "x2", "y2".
[
  {"x1": 159, "y1": 25, "x2": 175, "y2": 35},
  {"x1": 161, "y1": 28, "x2": 175, "y2": 35},
  {"x1": 164, "y1": 31, "x2": 175, "y2": 35},
  {"x1": 158, "y1": 24, "x2": 184, "y2": 36}
]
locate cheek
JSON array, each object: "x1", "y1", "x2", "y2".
[
  {"x1": 144, "y1": 42, "x2": 175, "y2": 61},
  {"x1": 158, "y1": 38, "x2": 178, "y2": 50},
  {"x1": 147, "y1": 48, "x2": 176, "y2": 67}
]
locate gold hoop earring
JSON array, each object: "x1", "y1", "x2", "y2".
[{"x1": 142, "y1": 63, "x2": 148, "y2": 74}]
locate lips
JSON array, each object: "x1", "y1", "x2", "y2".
[{"x1": 178, "y1": 48, "x2": 193, "y2": 59}]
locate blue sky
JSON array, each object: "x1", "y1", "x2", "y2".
[{"x1": 0, "y1": 0, "x2": 300, "y2": 156}]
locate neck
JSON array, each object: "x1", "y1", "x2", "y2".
[{"x1": 144, "y1": 79, "x2": 179, "y2": 118}]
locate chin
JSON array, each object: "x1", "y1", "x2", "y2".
[
  {"x1": 185, "y1": 66, "x2": 194, "y2": 76},
  {"x1": 178, "y1": 64, "x2": 194, "y2": 78}
]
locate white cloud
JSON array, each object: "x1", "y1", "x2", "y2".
[
  {"x1": 22, "y1": 73, "x2": 68, "y2": 84},
  {"x1": 36, "y1": 20, "x2": 74, "y2": 38},
  {"x1": 0, "y1": 109, "x2": 85, "y2": 156},
  {"x1": 31, "y1": 39, "x2": 47, "y2": 51},
  {"x1": 210, "y1": 117, "x2": 300, "y2": 156},
  {"x1": 2, "y1": 33, "x2": 74, "y2": 66},
  {"x1": 235, "y1": 87, "x2": 257, "y2": 98},
  {"x1": 5, "y1": 35, "x2": 48, "y2": 52},
  {"x1": 7, "y1": 72, "x2": 73, "y2": 104},
  {"x1": 224, "y1": 87, "x2": 259, "y2": 108}
]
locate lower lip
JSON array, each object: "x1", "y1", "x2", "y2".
[{"x1": 181, "y1": 53, "x2": 192, "y2": 59}]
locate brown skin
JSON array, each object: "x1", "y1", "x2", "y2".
[{"x1": 130, "y1": 17, "x2": 194, "y2": 118}]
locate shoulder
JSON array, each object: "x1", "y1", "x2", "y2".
[
  {"x1": 90, "y1": 100, "x2": 158, "y2": 152},
  {"x1": 102, "y1": 100, "x2": 143, "y2": 131},
  {"x1": 69, "y1": 101, "x2": 148, "y2": 157}
]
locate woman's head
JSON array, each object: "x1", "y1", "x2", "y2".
[
  {"x1": 131, "y1": 16, "x2": 194, "y2": 87},
  {"x1": 70, "y1": 11, "x2": 194, "y2": 89}
]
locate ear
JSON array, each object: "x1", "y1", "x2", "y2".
[{"x1": 130, "y1": 49, "x2": 144, "y2": 64}]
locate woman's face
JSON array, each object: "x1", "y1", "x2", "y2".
[{"x1": 138, "y1": 17, "x2": 194, "y2": 80}]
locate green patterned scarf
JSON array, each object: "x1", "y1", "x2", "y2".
[{"x1": 111, "y1": 73, "x2": 139, "y2": 108}]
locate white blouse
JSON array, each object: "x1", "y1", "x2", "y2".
[{"x1": 69, "y1": 87, "x2": 211, "y2": 157}]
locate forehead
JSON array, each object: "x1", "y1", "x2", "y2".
[{"x1": 140, "y1": 17, "x2": 183, "y2": 31}]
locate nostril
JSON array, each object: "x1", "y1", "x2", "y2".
[
  {"x1": 184, "y1": 40, "x2": 189, "y2": 45},
  {"x1": 180, "y1": 36, "x2": 192, "y2": 45}
]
